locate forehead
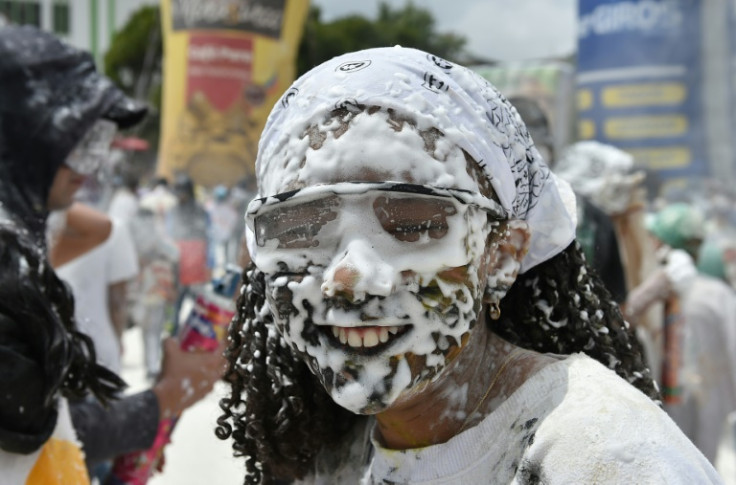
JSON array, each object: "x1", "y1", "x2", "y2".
[{"x1": 258, "y1": 109, "x2": 483, "y2": 196}]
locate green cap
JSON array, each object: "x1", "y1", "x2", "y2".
[
  {"x1": 697, "y1": 240, "x2": 727, "y2": 280},
  {"x1": 647, "y1": 203, "x2": 705, "y2": 250}
]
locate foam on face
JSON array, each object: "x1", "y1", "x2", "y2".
[
  {"x1": 259, "y1": 110, "x2": 498, "y2": 414},
  {"x1": 259, "y1": 108, "x2": 480, "y2": 196}
]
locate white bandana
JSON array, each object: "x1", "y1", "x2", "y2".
[{"x1": 252, "y1": 46, "x2": 576, "y2": 273}]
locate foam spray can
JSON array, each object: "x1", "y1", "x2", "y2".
[{"x1": 109, "y1": 265, "x2": 241, "y2": 485}]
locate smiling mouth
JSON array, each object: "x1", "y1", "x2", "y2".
[{"x1": 323, "y1": 325, "x2": 412, "y2": 352}]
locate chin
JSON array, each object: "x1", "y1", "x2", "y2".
[
  {"x1": 310, "y1": 354, "x2": 422, "y2": 415},
  {"x1": 328, "y1": 384, "x2": 399, "y2": 415}
]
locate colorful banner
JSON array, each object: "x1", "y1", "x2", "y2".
[
  {"x1": 158, "y1": 0, "x2": 309, "y2": 187},
  {"x1": 577, "y1": 0, "x2": 706, "y2": 189}
]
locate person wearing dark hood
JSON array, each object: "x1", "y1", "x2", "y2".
[{"x1": 0, "y1": 26, "x2": 223, "y2": 484}]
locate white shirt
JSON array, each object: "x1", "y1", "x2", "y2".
[
  {"x1": 108, "y1": 188, "x2": 139, "y2": 227},
  {"x1": 56, "y1": 218, "x2": 139, "y2": 374},
  {"x1": 669, "y1": 275, "x2": 736, "y2": 462},
  {"x1": 364, "y1": 354, "x2": 721, "y2": 484},
  {"x1": 302, "y1": 354, "x2": 722, "y2": 484}
]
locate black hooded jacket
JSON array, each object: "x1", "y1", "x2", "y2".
[{"x1": 0, "y1": 26, "x2": 154, "y2": 456}]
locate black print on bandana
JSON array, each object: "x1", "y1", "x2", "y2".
[
  {"x1": 335, "y1": 60, "x2": 372, "y2": 73},
  {"x1": 427, "y1": 54, "x2": 453, "y2": 71},
  {"x1": 509, "y1": 151, "x2": 546, "y2": 217},
  {"x1": 482, "y1": 98, "x2": 549, "y2": 217},
  {"x1": 422, "y1": 72, "x2": 449, "y2": 94},
  {"x1": 334, "y1": 99, "x2": 363, "y2": 113},
  {"x1": 281, "y1": 87, "x2": 299, "y2": 108}
]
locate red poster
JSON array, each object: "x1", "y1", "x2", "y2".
[{"x1": 187, "y1": 34, "x2": 253, "y2": 112}]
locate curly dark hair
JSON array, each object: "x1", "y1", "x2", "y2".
[
  {"x1": 217, "y1": 240, "x2": 659, "y2": 484},
  {"x1": 494, "y1": 241, "x2": 658, "y2": 400},
  {"x1": 216, "y1": 263, "x2": 358, "y2": 484}
]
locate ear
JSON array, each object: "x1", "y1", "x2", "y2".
[{"x1": 483, "y1": 220, "x2": 531, "y2": 304}]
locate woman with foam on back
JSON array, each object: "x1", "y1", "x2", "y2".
[{"x1": 217, "y1": 47, "x2": 721, "y2": 484}]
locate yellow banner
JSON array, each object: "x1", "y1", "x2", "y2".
[{"x1": 157, "y1": 0, "x2": 309, "y2": 187}]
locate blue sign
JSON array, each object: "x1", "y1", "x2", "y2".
[{"x1": 577, "y1": 0, "x2": 707, "y2": 182}]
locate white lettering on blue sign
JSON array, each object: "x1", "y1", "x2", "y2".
[{"x1": 579, "y1": 0, "x2": 683, "y2": 39}]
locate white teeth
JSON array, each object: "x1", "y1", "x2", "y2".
[
  {"x1": 339, "y1": 328, "x2": 348, "y2": 344},
  {"x1": 347, "y1": 331, "x2": 362, "y2": 347},
  {"x1": 330, "y1": 326, "x2": 403, "y2": 348},
  {"x1": 363, "y1": 331, "x2": 379, "y2": 348}
]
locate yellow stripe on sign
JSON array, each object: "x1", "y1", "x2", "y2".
[
  {"x1": 577, "y1": 89, "x2": 593, "y2": 111},
  {"x1": 578, "y1": 119, "x2": 596, "y2": 139},
  {"x1": 604, "y1": 115, "x2": 688, "y2": 139},
  {"x1": 602, "y1": 83, "x2": 687, "y2": 108},
  {"x1": 627, "y1": 147, "x2": 692, "y2": 170}
]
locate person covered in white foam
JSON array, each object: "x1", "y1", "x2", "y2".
[{"x1": 217, "y1": 46, "x2": 721, "y2": 484}]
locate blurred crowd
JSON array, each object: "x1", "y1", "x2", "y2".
[
  {"x1": 516, "y1": 98, "x2": 736, "y2": 467},
  {"x1": 74, "y1": 169, "x2": 256, "y2": 380}
]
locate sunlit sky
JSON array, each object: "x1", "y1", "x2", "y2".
[{"x1": 309, "y1": 0, "x2": 579, "y2": 62}]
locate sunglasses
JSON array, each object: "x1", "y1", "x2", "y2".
[{"x1": 246, "y1": 182, "x2": 507, "y2": 272}]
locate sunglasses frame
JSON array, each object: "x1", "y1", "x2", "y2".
[{"x1": 246, "y1": 181, "x2": 508, "y2": 234}]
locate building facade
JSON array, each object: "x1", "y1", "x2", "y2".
[{"x1": 0, "y1": 0, "x2": 156, "y2": 64}]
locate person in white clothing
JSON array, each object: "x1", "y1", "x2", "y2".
[
  {"x1": 626, "y1": 203, "x2": 736, "y2": 464},
  {"x1": 207, "y1": 184, "x2": 239, "y2": 270},
  {"x1": 128, "y1": 206, "x2": 180, "y2": 380},
  {"x1": 139, "y1": 176, "x2": 177, "y2": 227},
  {"x1": 107, "y1": 170, "x2": 140, "y2": 228},
  {"x1": 50, "y1": 202, "x2": 139, "y2": 374},
  {"x1": 217, "y1": 47, "x2": 721, "y2": 484}
]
